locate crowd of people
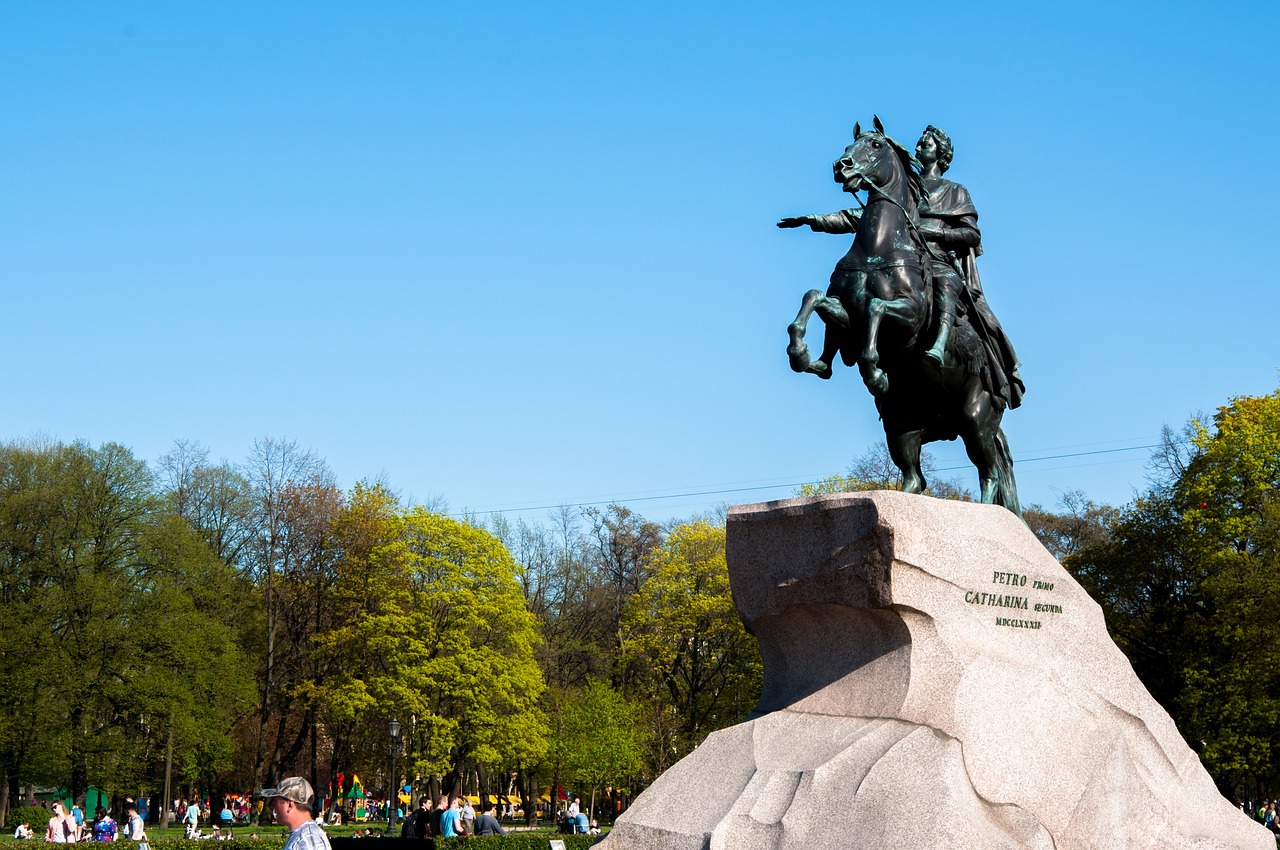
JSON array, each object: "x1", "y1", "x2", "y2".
[
  {"x1": 557, "y1": 797, "x2": 599, "y2": 836},
  {"x1": 396, "y1": 795, "x2": 506, "y2": 839},
  {"x1": 11, "y1": 783, "x2": 603, "y2": 843},
  {"x1": 1244, "y1": 800, "x2": 1280, "y2": 834},
  {"x1": 12, "y1": 800, "x2": 149, "y2": 845}
]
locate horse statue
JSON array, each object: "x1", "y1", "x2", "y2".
[{"x1": 780, "y1": 117, "x2": 1021, "y2": 514}]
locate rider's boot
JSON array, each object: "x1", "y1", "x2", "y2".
[
  {"x1": 926, "y1": 280, "x2": 957, "y2": 366},
  {"x1": 926, "y1": 309, "x2": 955, "y2": 366}
]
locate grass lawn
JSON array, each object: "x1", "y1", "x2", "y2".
[{"x1": 0, "y1": 821, "x2": 605, "y2": 843}]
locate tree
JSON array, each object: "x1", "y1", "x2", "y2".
[
  {"x1": 621, "y1": 520, "x2": 762, "y2": 771},
  {"x1": 312, "y1": 482, "x2": 401, "y2": 784},
  {"x1": 1068, "y1": 390, "x2": 1280, "y2": 799},
  {"x1": 558, "y1": 679, "x2": 644, "y2": 821},
  {"x1": 798, "y1": 443, "x2": 971, "y2": 499},
  {"x1": 243, "y1": 437, "x2": 331, "y2": 790},
  {"x1": 583, "y1": 505, "x2": 663, "y2": 688},
  {"x1": 318, "y1": 507, "x2": 548, "y2": 797},
  {"x1": 157, "y1": 440, "x2": 255, "y2": 566},
  {"x1": 1024, "y1": 490, "x2": 1119, "y2": 563},
  {"x1": 0, "y1": 441, "x2": 251, "y2": 824}
]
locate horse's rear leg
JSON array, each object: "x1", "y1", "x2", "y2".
[
  {"x1": 957, "y1": 383, "x2": 1005, "y2": 504},
  {"x1": 885, "y1": 425, "x2": 927, "y2": 494}
]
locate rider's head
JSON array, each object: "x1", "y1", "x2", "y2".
[{"x1": 919, "y1": 125, "x2": 954, "y2": 173}]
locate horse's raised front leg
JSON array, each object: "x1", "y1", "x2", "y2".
[
  {"x1": 788, "y1": 290, "x2": 848, "y2": 379},
  {"x1": 859, "y1": 288, "x2": 924, "y2": 398},
  {"x1": 860, "y1": 295, "x2": 910, "y2": 397},
  {"x1": 787, "y1": 289, "x2": 823, "y2": 373}
]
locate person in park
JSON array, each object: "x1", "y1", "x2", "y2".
[
  {"x1": 460, "y1": 798, "x2": 475, "y2": 835},
  {"x1": 13, "y1": 821, "x2": 34, "y2": 840},
  {"x1": 46, "y1": 801, "x2": 75, "y2": 843},
  {"x1": 429, "y1": 795, "x2": 449, "y2": 837},
  {"x1": 92, "y1": 807, "x2": 118, "y2": 842},
  {"x1": 124, "y1": 803, "x2": 147, "y2": 850},
  {"x1": 473, "y1": 803, "x2": 506, "y2": 837},
  {"x1": 261, "y1": 777, "x2": 329, "y2": 850},
  {"x1": 438, "y1": 797, "x2": 465, "y2": 838},
  {"x1": 184, "y1": 799, "x2": 201, "y2": 839},
  {"x1": 399, "y1": 798, "x2": 431, "y2": 839}
]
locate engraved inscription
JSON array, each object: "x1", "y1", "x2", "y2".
[{"x1": 965, "y1": 570, "x2": 1063, "y2": 629}]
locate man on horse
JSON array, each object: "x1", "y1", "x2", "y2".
[
  {"x1": 915, "y1": 125, "x2": 1024, "y2": 410},
  {"x1": 778, "y1": 119, "x2": 1024, "y2": 511}
]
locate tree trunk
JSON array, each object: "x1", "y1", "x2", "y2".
[
  {"x1": 0, "y1": 771, "x2": 10, "y2": 832},
  {"x1": 308, "y1": 706, "x2": 318, "y2": 807},
  {"x1": 162, "y1": 722, "x2": 174, "y2": 827},
  {"x1": 252, "y1": 544, "x2": 275, "y2": 793},
  {"x1": 68, "y1": 705, "x2": 88, "y2": 811},
  {"x1": 517, "y1": 766, "x2": 536, "y2": 826},
  {"x1": 476, "y1": 763, "x2": 490, "y2": 813}
]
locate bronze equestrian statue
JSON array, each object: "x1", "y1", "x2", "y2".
[{"x1": 780, "y1": 117, "x2": 1024, "y2": 514}]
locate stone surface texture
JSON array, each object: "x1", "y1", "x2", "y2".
[{"x1": 598, "y1": 491, "x2": 1271, "y2": 850}]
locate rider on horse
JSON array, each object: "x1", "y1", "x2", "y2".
[
  {"x1": 781, "y1": 125, "x2": 1024, "y2": 412},
  {"x1": 778, "y1": 119, "x2": 1024, "y2": 512},
  {"x1": 915, "y1": 126, "x2": 1024, "y2": 410}
]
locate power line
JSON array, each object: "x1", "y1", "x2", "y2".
[{"x1": 452, "y1": 441, "x2": 1168, "y2": 519}]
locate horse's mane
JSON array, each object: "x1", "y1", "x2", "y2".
[{"x1": 882, "y1": 134, "x2": 927, "y2": 215}]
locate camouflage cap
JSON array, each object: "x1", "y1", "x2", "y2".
[{"x1": 260, "y1": 777, "x2": 314, "y2": 806}]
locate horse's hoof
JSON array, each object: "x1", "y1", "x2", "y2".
[
  {"x1": 866, "y1": 371, "x2": 890, "y2": 397},
  {"x1": 787, "y1": 343, "x2": 810, "y2": 373},
  {"x1": 806, "y1": 360, "x2": 832, "y2": 380}
]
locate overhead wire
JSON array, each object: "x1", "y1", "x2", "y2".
[{"x1": 450, "y1": 440, "x2": 1172, "y2": 519}]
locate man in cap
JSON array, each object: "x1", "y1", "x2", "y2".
[{"x1": 261, "y1": 778, "x2": 329, "y2": 850}]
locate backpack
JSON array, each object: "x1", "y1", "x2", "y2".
[{"x1": 400, "y1": 810, "x2": 423, "y2": 839}]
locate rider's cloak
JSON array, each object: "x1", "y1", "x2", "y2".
[{"x1": 922, "y1": 176, "x2": 1025, "y2": 410}]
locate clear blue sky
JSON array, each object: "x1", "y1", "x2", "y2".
[{"x1": 4, "y1": 1, "x2": 1278, "y2": 522}]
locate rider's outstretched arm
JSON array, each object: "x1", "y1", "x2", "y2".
[{"x1": 777, "y1": 209, "x2": 861, "y2": 233}]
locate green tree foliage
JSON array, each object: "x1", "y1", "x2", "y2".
[
  {"x1": 318, "y1": 506, "x2": 548, "y2": 789},
  {"x1": 620, "y1": 521, "x2": 762, "y2": 771},
  {"x1": 1068, "y1": 390, "x2": 1280, "y2": 797},
  {"x1": 557, "y1": 679, "x2": 644, "y2": 819},
  {"x1": 0, "y1": 440, "x2": 251, "y2": 824}
]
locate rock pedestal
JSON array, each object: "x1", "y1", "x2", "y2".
[{"x1": 598, "y1": 492, "x2": 1271, "y2": 850}]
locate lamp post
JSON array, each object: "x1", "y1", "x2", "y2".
[{"x1": 388, "y1": 719, "x2": 402, "y2": 835}]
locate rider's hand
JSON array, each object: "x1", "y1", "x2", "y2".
[{"x1": 777, "y1": 216, "x2": 813, "y2": 229}]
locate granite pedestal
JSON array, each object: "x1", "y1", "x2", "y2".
[{"x1": 597, "y1": 492, "x2": 1271, "y2": 850}]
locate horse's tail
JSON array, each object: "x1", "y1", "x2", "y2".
[{"x1": 992, "y1": 427, "x2": 1022, "y2": 518}]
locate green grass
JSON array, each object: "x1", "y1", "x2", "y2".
[{"x1": 0, "y1": 821, "x2": 606, "y2": 844}]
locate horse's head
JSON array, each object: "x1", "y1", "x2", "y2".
[{"x1": 833, "y1": 117, "x2": 921, "y2": 200}]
